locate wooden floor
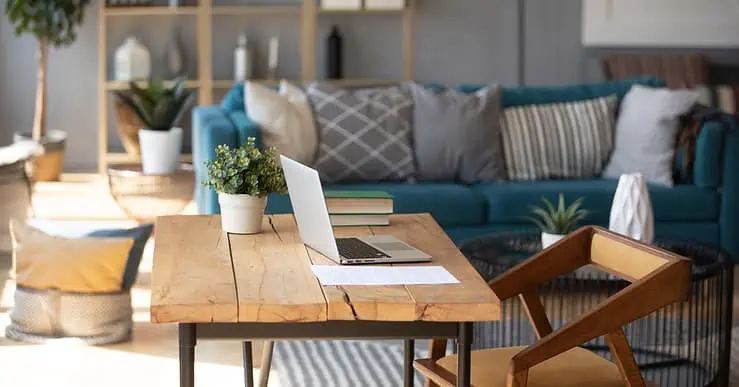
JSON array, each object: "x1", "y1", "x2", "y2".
[{"x1": 0, "y1": 175, "x2": 736, "y2": 387}]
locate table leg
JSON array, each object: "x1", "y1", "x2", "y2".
[
  {"x1": 179, "y1": 323, "x2": 196, "y2": 387},
  {"x1": 404, "y1": 339, "x2": 415, "y2": 387},
  {"x1": 243, "y1": 341, "x2": 254, "y2": 387},
  {"x1": 258, "y1": 341, "x2": 275, "y2": 387},
  {"x1": 457, "y1": 322, "x2": 472, "y2": 387}
]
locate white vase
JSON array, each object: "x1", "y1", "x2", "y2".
[
  {"x1": 138, "y1": 127, "x2": 182, "y2": 175},
  {"x1": 609, "y1": 173, "x2": 654, "y2": 243},
  {"x1": 364, "y1": 0, "x2": 405, "y2": 9},
  {"x1": 114, "y1": 37, "x2": 151, "y2": 81},
  {"x1": 541, "y1": 232, "x2": 566, "y2": 249},
  {"x1": 218, "y1": 193, "x2": 267, "y2": 234},
  {"x1": 321, "y1": 0, "x2": 361, "y2": 10}
]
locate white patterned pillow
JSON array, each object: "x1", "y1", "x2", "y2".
[
  {"x1": 501, "y1": 95, "x2": 617, "y2": 180},
  {"x1": 307, "y1": 83, "x2": 415, "y2": 183}
]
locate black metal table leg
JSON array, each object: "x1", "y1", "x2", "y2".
[
  {"x1": 457, "y1": 322, "x2": 472, "y2": 387},
  {"x1": 404, "y1": 339, "x2": 415, "y2": 387},
  {"x1": 179, "y1": 323, "x2": 196, "y2": 387},
  {"x1": 243, "y1": 341, "x2": 254, "y2": 387}
]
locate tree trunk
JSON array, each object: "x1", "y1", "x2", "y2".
[{"x1": 32, "y1": 41, "x2": 49, "y2": 142}]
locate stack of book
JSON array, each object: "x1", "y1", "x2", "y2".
[{"x1": 324, "y1": 191, "x2": 393, "y2": 226}]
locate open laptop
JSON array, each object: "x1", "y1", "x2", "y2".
[{"x1": 280, "y1": 155, "x2": 431, "y2": 265}]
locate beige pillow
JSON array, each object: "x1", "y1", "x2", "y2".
[{"x1": 10, "y1": 220, "x2": 134, "y2": 293}]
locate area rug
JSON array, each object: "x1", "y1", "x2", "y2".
[{"x1": 273, "y1": 340, "x2": 428, "y2": 387}]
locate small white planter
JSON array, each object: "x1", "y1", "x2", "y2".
[
  {"x1": 218, "y1": 193, "x2": 267, "y2": 234},
  {"x1": 541, "y1": 232, "x2": 566, "y2": 249},
  {"x1": 138, "y1": 127, "x2": 182, "y2": 175}
]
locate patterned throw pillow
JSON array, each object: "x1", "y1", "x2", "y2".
[
  {"x1": 501, "y1": 95, "x2": 617, "y2": 180},
  {"x1": 307, "y1": 83, "x2": 415, "y2": 183}
]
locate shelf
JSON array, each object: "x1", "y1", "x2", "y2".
[
  {"x1": 211, "y1": 5, "x2": 301, "y2": 16},
  {"x1": 104, "y1": 6, "x2": 200, "y2": 16},
  {"x1": 105, "y1": 79, "x2": 201, "y2": 91},
  {"x1": 213, "y1": 79, "x2": 282, "y2": 89},
  {"x1": 320, "y1": 78, "x2": 401, "y2": 87},
  {"x1": 317, "y1": 7, "x2": 407, "y2": 15},
  {"x1": 106, "y1": 153, "x2": 193, "y2": 165}
]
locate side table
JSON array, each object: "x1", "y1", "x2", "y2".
[{"x1": 460, "y1": 231, "x2": 733, "y2": 387}]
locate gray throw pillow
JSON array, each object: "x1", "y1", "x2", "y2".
[
  {"x1": 307, "y1": 83, "x2": 415, "y2": 183},
  {"x1": 410, "y1": 83, "x2": 504, "y2": 182},
  {"x1": 603, "y1": 85, "x2": 699, "y2": 187}
]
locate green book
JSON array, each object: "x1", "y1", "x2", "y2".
[
  {"x1": 323, "y1": 190, "x2": 393, "y2": 199},
  {"x1": 323, "y1": 191, "x2": 394, "y2": 215}
]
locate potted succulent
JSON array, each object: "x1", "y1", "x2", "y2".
[
  {"x1": 113, "y1": 77, "x2": 194, "y2": 175},
  {"x1": 528, "y1": 194, "x2": 590, "y2": 249},
  {"x1": 203, "y1": 138, "x2": 287, "y2": 234},
  {"x1": 6, "y1": 0, "x2": 91, "y2": 181}
]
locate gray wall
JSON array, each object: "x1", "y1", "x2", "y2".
[{"x1": 0, "y1": 0, "x2": 588, "y2": 172}]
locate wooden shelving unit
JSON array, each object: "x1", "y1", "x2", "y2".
[{"x1": 98, "y1": 0, "x2": 416, "y2": 173}]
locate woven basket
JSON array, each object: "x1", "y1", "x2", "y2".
[{"x1": 113, "y1": 96, "x2": 144, "y2": 156}]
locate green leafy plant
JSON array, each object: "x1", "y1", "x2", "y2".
[
  {"x1": 113, "y1": 77, "x2": 195, "y2": 131},
  {"x1": 6, "y1": 0, "x2": 92, "y2": 141},
  {"x1": 527, "y1": 194, "x2": 590, "y2": 234},
  {"x1": 202, "y1": 138, "x2": 287, "y2": 197}
]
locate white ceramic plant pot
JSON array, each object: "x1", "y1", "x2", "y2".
[
  {"x1": 541, "y1": 232, "x2": 566, "y2": 249},
  {"x1": 218, "y1": 193, "x2": 267, "y2": 234},
  {"x1": 138, "y1": 127, "x2": 182, "y2": 175}
]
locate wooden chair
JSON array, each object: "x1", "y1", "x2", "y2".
[{"x1": 414, "y1": 226, "x2": 691, "y2": 387}]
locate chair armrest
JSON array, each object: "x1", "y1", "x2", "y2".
[
  {"x1": 488, "y1": 228, "x2": 592, "y2": 300},
  {"x1": 692, "y1": 121, "x2": 725, "y2": 188},
  {"x1": 192, "y1": 106, "x2": 240, "y2": 214}
]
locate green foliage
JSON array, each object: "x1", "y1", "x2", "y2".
[
  {"x1": 202, "y1": 138, "x2": 287, "y2": 197},
  {"x1": 5, "y1": 0, "x2": 90, "y2": 47},
  {"x1": 113, "y1": 77, "x2": 195, "y2": 132},
  {"x1": 527, "y1": 194, "x2": 590, "y2": 234}
]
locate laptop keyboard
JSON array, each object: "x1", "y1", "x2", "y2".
[{"x1": 336, "y1": 238, "x2": 391, "y2": 260}]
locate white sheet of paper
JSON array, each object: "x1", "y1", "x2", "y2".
[{"x1": 310, "y1": 265, "x2": 460, "y2": 286}]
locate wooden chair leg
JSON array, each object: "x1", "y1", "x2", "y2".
[
  {"x1": 257, "y1": 340, "x2": 275, "y2": 387},
  {"x1": 606, "y1": 329, "x2": 646, "y2": 387},
  {"x1": 506, "y1": 369, "x2": 528, "y2": 387},
  {"x1": 425, "y1": 339, "x2": 448, "y2": 387}
]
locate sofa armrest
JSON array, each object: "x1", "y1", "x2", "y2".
[
  {"x1": 692, "y1": 121, "x2": 725, "y2": 188},
  {"x1": 192, "y1": 106, "x2": 240, "y2": 214},
  {"x1": 226, "y1": 111, "x2": 263, "y2": 148},
  {"x1": 720, "y1": 121, "x2": 739, "y2": 261}
]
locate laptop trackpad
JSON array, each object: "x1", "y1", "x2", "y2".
[{"x1": 370, "y1": 241, "x2": 416, "y2": 252}]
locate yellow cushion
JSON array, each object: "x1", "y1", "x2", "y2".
[
  {"x1": 435, "y1": 346, "x2": 625, "y2": 387},
  {"x1": 10, "y1": 220, "x2": 134, "y2": 293}
]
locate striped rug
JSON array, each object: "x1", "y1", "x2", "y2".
[{"x1": 273, "y1": 340, "x2": 428, "y2": 387}]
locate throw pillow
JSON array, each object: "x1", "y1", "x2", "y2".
[
  {"x1": 603, "y1": 85, "x2": 699, "y2": 187},
  {"x1": 87, "y1": 224, "x2": 154, "y2": 289},
  {"x1": 410, "y1": 83, "x2": 505, "y2": 182},
  {"x1": 501, "y1": 95, "x2": 618, "y2": 180},
  {"x1": 307, "y1": 83, "x2": 415, "y2": 183},
  {"x1": 10, "y1": 220, "x2": 135, "y2": 293},
  {"x1": 245, "y1": 80, "x2": 318, "y2": 164}
]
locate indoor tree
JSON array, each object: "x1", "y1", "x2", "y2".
[{"x1": 5, "y1": 0, "x2": 91, "y2": 142}]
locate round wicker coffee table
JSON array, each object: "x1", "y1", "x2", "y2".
[
  {"x1": 460, "y1": 231, "x2": 732, "y2": 387},
  {"x1": 107, "y1": 164, "x2": 194, "y2": 224}
]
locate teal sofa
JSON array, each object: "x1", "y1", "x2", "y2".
[{"x1": 193, "y1": 77, "x2": 739, "y2": 261}]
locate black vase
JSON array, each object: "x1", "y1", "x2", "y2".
[{"x1": 327, "y1": 25, "x2": 343, "y2": 80}]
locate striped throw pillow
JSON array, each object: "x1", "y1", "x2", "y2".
[{"x1": 501, "y1": 95, "x2": 617, "y2": 180}]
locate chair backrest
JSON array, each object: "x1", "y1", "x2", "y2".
[{"x1": 489, "y1": 226, "x2": 692, "y2": 387}]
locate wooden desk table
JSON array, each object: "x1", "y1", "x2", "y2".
[{"x1": 151, "y1": 213, "x2": 501, "y2": 387}]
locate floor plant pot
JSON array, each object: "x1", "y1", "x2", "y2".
[
  {"x1": 13, "y1": 130, "x2": 66, "y2": 182},
  {"x1": 138, "y1": 127, "x2": 182, "y2": 175},
  {"x1": 541, "y1": 232, "x2": 566, "y2": 249},
  {"x1": 218, "y1": 193, "x2": 267, "y2": 234}
]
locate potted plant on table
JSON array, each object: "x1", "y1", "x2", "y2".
[
  {"x1": 203, "y1": 138, "x2": 287, "y2": 234},
  {"x1": 6, "y1": 0, "x2": 91, "y2": 181},
  {"x1": 113, "y1": 77, "x2": 194, "y2": 175},
  {"x1": 528, "y1": 194, "x2": 590, "y2": 249}
]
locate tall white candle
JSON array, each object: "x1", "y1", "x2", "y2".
[{"x1": 268, "y1": 36, "x2": 279, "y2": 76}]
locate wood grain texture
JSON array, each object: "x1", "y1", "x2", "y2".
[
  {"x1": 606, "y1": 329, "x2": 646, "y2": 387},
  {"x1": 151, "y1": 214, "x2": 500, "y2": 323},
  {"x1": 519, "y1": 290, "x2": 553, "y2": 340},
  {"x1": 150, "y1": 216, "x2": 237, "y2": 323},
  {"x1": 425, "y1": 339, "x2": 449, "y2": 387}
]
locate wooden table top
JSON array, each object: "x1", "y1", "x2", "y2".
[{"x1": 150, "y1": 213, "x2": 500, "y2": 324}]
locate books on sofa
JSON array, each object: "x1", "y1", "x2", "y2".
[
  {"x1": 324, "y1": 191, "x2": 393, "y2": 226},
  {"x1": 324, "y1": 191, "x2": 393, "y2": 215}
]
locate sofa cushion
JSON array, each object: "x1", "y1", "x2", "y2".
[
  {"x1": 474, "y1": 180, "x2": 719, "y2": 224},
  {"x1": 266, "y1": 183, "x2": 487, "y2": 227},
  {"x1": 460, "y1": 76, "x2": 665, "y2": 108}
]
